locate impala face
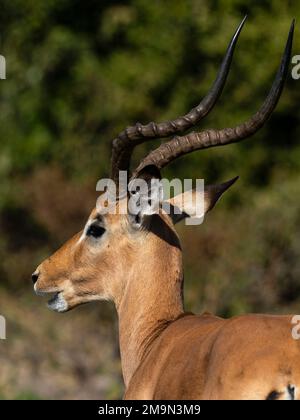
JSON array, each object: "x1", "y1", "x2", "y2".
[
  {"x1": 32, "y1": 186, "x2": 184, "y2": 313},
  {"x1": 32, "y1": 201, "x2": 138, "y2": 312}
]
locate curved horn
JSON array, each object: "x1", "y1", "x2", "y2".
[
  {"x1": 110, "y1": 16, "x2": 247, "y2": 182},
  {"x1": 133, "y1": 20, "x2": 294, "y2": 175}
]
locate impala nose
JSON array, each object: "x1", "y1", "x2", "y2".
[{"x1": 31, "y1": 270, "x2": 39, "y2": 284}]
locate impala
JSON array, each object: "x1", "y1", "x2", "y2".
[{"x1": 32, "y1": 18, "x2": 300, "y2": 400}]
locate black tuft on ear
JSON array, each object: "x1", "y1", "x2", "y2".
[{"x1": 205, "y1": 176, "x2": 239, "y2": 212}]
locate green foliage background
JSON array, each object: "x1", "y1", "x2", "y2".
[{"x1": 0, "y1": 0, "x2": 300, "y2": 399}]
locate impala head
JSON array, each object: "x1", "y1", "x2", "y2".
[{"x1": 32, "y1": 18, "x2": 294, "y2": 313}]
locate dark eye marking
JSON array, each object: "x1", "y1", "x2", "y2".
[{"x1": 86, "y1": 224, "x2": 106, "y2": 238}]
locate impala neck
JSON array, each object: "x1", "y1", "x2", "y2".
[{"x1": 116, "y1": 216, "x2": 184, "y2": 387}]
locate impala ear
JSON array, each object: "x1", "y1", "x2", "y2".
[
  {"x1": 128, "y1": 165, "x2": 162, "y2": 228},
  {"x1": 166, "y1": 176, "x2": 239, "y2": 225}
]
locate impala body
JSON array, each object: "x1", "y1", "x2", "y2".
[{"x1": 32, "y1": 18, "x2": 300, "y2": 400}]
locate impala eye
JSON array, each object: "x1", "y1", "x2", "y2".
[{"x1": 86, "y1": 224, "x2": 106, "y2": 238}]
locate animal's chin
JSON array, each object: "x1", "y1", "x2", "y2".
[
  {"x1": 47, "y1": 292, "x2": 69, "y2": 313},
  {"x1": 34, "y1": 284, "x2": 69, "y2": 313}
]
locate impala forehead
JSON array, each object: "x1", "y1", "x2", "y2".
[{"x1": 86, "y1": 211, "x2": 112, "y2": 228}]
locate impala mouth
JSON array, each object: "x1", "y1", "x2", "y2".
[
  {"x1": 47, "y1": 292, "x2": 59, "y2": 306},
  {"x1": 34, "y1": 286, "x2": 68, "y2": 313},
  {"x1": 47, "y1": 292, "x2": 68, "y2": 313}
]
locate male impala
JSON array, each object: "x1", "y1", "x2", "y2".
[{"x1": 32, "y1": 18, "x2": 300, "y2": 400}]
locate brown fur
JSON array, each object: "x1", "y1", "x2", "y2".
[{"x1": 33, "y1": 196, "x2": 300, "y2": 400}]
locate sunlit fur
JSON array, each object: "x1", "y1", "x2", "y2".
[{"x1": 34, "y1": 189, "x2": 300, "y2": 400}]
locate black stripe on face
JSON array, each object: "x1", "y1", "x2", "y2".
[
  {"x1": 266, "y1": 390, "x2": 282, "y2": 400},
  {"x1": 287, "y1": 384, "x2": 295, "y2": 400}
]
